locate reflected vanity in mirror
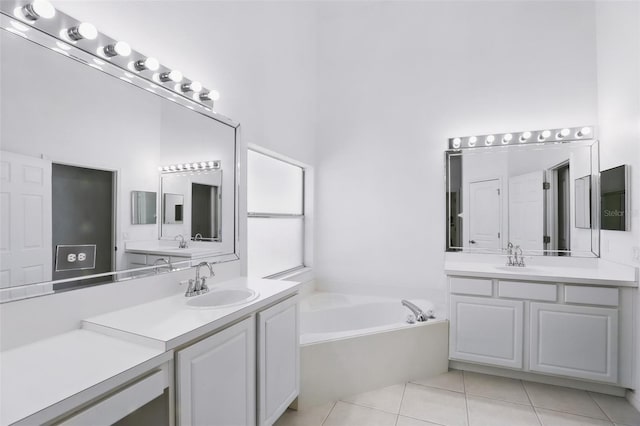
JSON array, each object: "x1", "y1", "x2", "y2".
[
  {"x1": 132, "y1": 191, "x2": 157, "y2": 225},
  {"x1": 446, "y1": 129, "x2": 600, "y2": 257},
  {"x1": 0, "y1": 14, "x2": 239, "y2": 301}
]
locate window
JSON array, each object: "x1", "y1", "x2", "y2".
[{"x1": 247, "y1": 149, "x2": 305, "y2": 277}]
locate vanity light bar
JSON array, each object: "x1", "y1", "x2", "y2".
[
  {"x1": 159, "y1": 160, "x2": 221, "y2": 173},
  {"x1": 2, "y1": 0, "x2": 220, "y2": 109},
  {"x1": 448, "y1": 126, "x2": 595, "y2": 150}
]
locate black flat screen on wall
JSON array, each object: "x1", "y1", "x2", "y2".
[{"x1": 601, "y1": 165, "x2": 628, "y2": 231}]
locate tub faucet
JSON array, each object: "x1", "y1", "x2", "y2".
[
  {"x1": 194, "y1": 233, "x2": 203, "y2": 241},
  {"x1": 401, "y1": 300, "x2": 431, "y2": 322},
  {"x1": 175, "y1": 234, "x2": 188, "y2": 249}
]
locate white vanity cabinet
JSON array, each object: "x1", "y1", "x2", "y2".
[
  {"x1": 449, "y1": 295, "x2": 523, "y2": 369},
  {"x1": 448, "y1": 275, "x2": 632, "y2": 388},
  {"x1": 175, "y1": 294, "x2": 299, "y2": 426},
  {"x1": 176, "y1": 317, "x2": 256, "y2": 426},
  {"x1": 257, "y1": 296, "x2": 299, "y2": 426},
  {"x1": 530, "y1": 302, "x2": 618, "y2": 383}
]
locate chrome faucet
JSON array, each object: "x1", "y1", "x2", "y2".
[
  {"x1": 184, "y1": 261, "x2": 215, "y2": 297},
  {"x1": 175, "y1": 234, "x2": 188, "y2": 249},
  {"x1": 401, "y1": 300, "x2": 434, "y2": 322},
  {"x1": 506, "y1": 242, "x2": 525, "y2": 267},
  {"x1": 193, "y1": 233, "x2": 203, "y2": 241},
  {"x1": 153, "y1": 257, "x2": 172, "y2": 274}
]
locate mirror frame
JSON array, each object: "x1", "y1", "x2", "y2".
[
  {"x1": 0, "y1": 9, "x2": 241, "y2": 301},
  {"x1": 444, "y1": 139, "x2": 600, "y2": 257}
]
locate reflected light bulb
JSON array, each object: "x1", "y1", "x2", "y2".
[
  {"x1": 557, "y1": 128, "x2": 570, "y2": 139},
  {"x1": 485, "y1": 135, "x2": 495, "y2": 145},
  {"x1": 502, "y1": 133, "x2": 513, "y2": 144},
  {"x1": 576, "y1": 126, "x2": 592, "y2": 138},
  {"x1": 468, "y1": 136, "x2": 477, "y2": 147},
  {"x1": 520, "y1": 131, "x2": 532, "y2": 142},
  {"x1": 452, "y1": 137, "x2": 461, "y2": 149},
  {"x1": 538, "y1": 130, "x2": 551, "y2": 141}
]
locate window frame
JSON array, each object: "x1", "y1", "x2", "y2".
[{"x1": 247, "y1": 149, "x2": 306, "y2": 278}]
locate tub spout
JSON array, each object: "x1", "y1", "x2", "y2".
[{"x1": 401, "y1": 300, "x2": 429, "y2": 322}]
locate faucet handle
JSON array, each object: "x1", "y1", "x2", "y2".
[{"x1": 200, "y1": 277, "x2": 209, "y2": 293}]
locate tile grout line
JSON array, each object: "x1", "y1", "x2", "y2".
[
  {"x1": 521, "y1": 380, "x2": 544, "y2": 426},
  {"x1": 320, "y1": 401, "x2": 337, "y2": 426},
  {"x1": 394, "y1": 382, "x2": 407, "y2": 426},
  {"x1": 463, "y1": 371, "x2": 470, "y2": 426},
  {"x1": 587, "y1": 392, "x2": 616, "y2": 424}
]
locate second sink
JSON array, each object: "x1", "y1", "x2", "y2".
[{"x1": 187, "y1": 288, "x2": 259, "y2": 309}]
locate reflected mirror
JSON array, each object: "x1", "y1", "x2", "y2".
[
  {"x1": 446, "y1": 139, "x2": 600, "y2": 256},
  {"x1": 0, "y1": 22, "x2": 239, "y2": 299},
  {"x1": 160, "y1": 169, "x2": 222, "y2": 241},
  {"x1": 132, "y1": 191, "x2": 157, "y2": 225}
]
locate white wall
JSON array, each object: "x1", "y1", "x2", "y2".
[
  {"x1": 594, "y1": 1, "x2": 640, "y2": 408},
  {"x1": 314, "y1": 1, "x2": 599, "y2": 302}
]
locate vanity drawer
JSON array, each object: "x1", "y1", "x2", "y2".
[
  {"x1": 127, "y1": 253, "x2": 147, "y2": 265},
  {"x1": 498, "y1": 281, "x2": 556, "y2": 301},
  {"x1": 450, "y1": 277, "x2": 492, "y2": 296},
  {"x1": 57, "y1": 369, "x2": 167, "y2": 426},
  {"x1": 565, "y1": 286, "x2": 619, "y2": 307}
]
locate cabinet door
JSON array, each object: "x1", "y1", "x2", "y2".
[
  {"x1": 530, "y1": 303, "x2": 618, "y2": 383},
  {"x1": 176, "y1": 317, "x2": 256, "y2": 426},
  {"x1": 257, "y1": 296, "x2": 299, "y2": 426},
  {"x1": 450, "y1": 295, "x2": 523, "y2": 368}
]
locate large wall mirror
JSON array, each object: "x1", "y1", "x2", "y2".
[
  {"x1": 446, "y1": 139, "x2": 600, "y2": 257},
  {"x1": 0, "y1": 19, "x2": 239, "y2": 301}
]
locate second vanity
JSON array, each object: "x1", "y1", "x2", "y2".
[
  {"x1": 1, "y1": 277, "x2": 300, "y2": 426},
  {"x1": 445, "y1": 255, "x2": 638, "y2": 393}
]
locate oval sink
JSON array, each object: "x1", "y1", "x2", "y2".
[{"x1": 187, "y1": 288, "x2": 259, "y2": 309}]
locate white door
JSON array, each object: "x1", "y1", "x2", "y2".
[
  {"x1": 0, "y1": 151, "x2": 52, "y2": 288},
  {"x1": 176, "y1": 316, "x2": 256, "y2": 426},
  {"x1": 468, "y1": 179, "x2": 501, "y2": 249},
  {"x1": 509, "y1": 171, "x2": 544, "y2": 251},
  {"x1": 258, "y1": 296, "x2": 299, "y2": 426},
  {"x1": 530, "y1": 303, "x2": 618, "y2": 383},
  {"x1": 450, "y1": 295, "x2": 523, "y2": 369}
]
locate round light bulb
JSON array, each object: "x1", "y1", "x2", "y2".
[
  {"x1": 207, "y1": 161, "x2": 215, "y2": 168},
  {"x1": 191, "y1": 163, "x2": 199, "y2": 169},
  {"x1": 200, "y1": 162, "x2": 207, "y2": 168},
  {"x1": 162, "y1": 166, "x2": 170, "y2": 172},
  {"x1": 560, "y1": 128, "x2": 570, "y2": 137},
  {"x1": 170, "y1": 165, "x2": 177, "y2": 171},
  {"x1": 23, "y1": 0, "x2": 55, "y2": 20},
  {"x1": 191, "y1": 81, "x2": 203, "y2": 93},
  {"x1": 538, "y1": 130, "x2": 551, "y2": 141},
  {"x1": 468, "y1": 136, "x2": 477, "y2": 147},
  {"x1": 485, "y1": 135, "x2": 495, "y2": 145},
  {"x1": 177, "y1": 164, "x2": 184, "y2": 170},
  {"x1": 452, "y1": 137, "x2": 461, "y2": 149},
  {"x1": 68, "y1": 22, "x2": 97, "y2": 41},
  {"x1": 104, "y1": 41, "x2": 131, "y2": 57},
  {"x1": 168, "y1": 70, "x2": 183, "y2": 82},
  {"x1": 502, "y1": 133, "x2": 513, "y2": 144},
  {"x1": 209, "y1": 90, "x2": 220, "y2": 101},
  {"x1": 520, "y1": 131, "x2": 532, "y2": 142},
  {"x1": 145, "y1": 57, "x2": 159, "y2": 71},
  {"x1": 577, "y1": 126, "x2": 592, "y2": 137}
]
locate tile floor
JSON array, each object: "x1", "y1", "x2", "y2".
[{"x1": 275, "y1": 370, "x2": 640, "y2": 426}]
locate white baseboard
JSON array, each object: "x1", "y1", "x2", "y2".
[{"x1": 627, "y1": 389, "x2": 640, "y2": 411}]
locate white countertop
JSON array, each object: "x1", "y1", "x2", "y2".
[
  {"x1": 445, "y1": 258, "x2": 638, "y2": 287},
  {"x1": 83, "y1": 277, "x2": 301, "y2": 351},
  {"x1": 1, "y1": 277, "x2": 300, "y2": 425},
  {"x1": 0, "y1": 330, "x2": 169, "y2": 426},
  {"x1": 125, "y1": 242, "x2": 222, "y2": 258}
]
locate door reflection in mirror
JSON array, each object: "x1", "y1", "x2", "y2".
[{"x1": 445, "y1": 139, "x2": 599, "y2": 257}]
